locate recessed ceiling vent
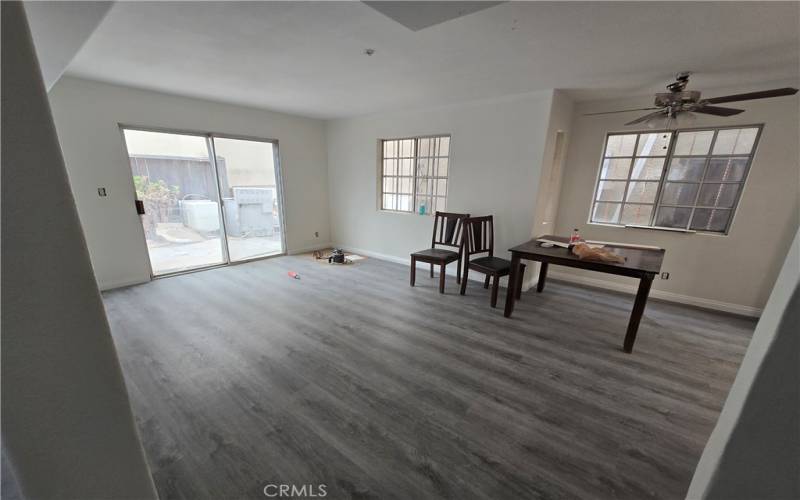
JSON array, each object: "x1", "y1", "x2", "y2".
[{"x1": 363, "y1": 1, "x2": 505, "y2": 31}]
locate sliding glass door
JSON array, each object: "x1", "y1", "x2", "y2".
[
  {"x1": 212, "y1": 137, "x2": 284, "y2": 262},
  {"x1": 122, "y1": 127, "x2": 284, "y2": 277}
]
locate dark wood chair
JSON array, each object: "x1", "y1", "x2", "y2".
[
  {"x1": 410, "y1": 211, "x2": 469, "y2": 293},
  {"x1": 460, "y1": 215, "x2": 526, "y2": 307}
]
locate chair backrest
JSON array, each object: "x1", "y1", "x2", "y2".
[
  {"x1": 463, "y1": 215, "x2": 494, "y2": 258},
  {"x1": 431, "y1": 211, "x2": 469, "y2": 250}
]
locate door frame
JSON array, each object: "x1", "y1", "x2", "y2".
[{"x1": 118, "y1": 124, "x2": 288, "y2": 280}]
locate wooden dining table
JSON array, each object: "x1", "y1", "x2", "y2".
[{"x1": 503, "y1": 236, "x2": 665, "y2": 353}]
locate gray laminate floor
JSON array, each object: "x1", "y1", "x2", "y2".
[{"x1": 103, "y1": 255, "x2": 755, "y2": 500}]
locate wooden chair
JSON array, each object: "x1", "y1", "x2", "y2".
[
  {"x1": 460, "y1": 215, "x2": 526, "y2": 307},
  {"x1": 410, "y1": 211, "x2": 469, "y2": 293}
]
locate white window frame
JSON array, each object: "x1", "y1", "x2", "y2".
[
  {"x1": 378, "y1": 134, "x2": 451, "y2": 215},
  {"x1": 589, "y1": 124, "x2": 763, "y2": 235}
]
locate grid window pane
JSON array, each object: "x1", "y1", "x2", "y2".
[
  {"x1": 384, "y1": 140, "x2": 396, "y2": 158},
  {"x1": 385, "y1": 136, "x2": 451, "y2": 214},
  {"x1": 438, "y1": 158, "x2": 449, "y2": 176},
  {"x1": 438, "y1": 137, "x2": 450, "y2": 156},
  {"x1": 713, "y1": 128, "x2": 758, "y2": 155},
  {"x1": 416, "y1": 177, "x2": 429, "y2": 195},
  {"x1": 381, "y1": 136, "x2": 450, "y2": 212},
  {"x1": 596, "y1": 180, "x2": 626, "y2": 201},
  {"x1": 655, "y1": 206, "x2": 692, "y2": 228},
  {"x1": 591, "y1": 127, "x2": 758, "y2": 232},
  {"x1": 630, "y1": 157, "x2": 665, "y2": 180},
  {"x1": 706, "y1": 158, "x2": 748, "y2": 182},
  {"x1": 625, "y1": 181, "x2": 659, "y2": 203},
  {"x1": 398, "y1": 158, "x2": 412, "y2": 176},
  {"x1": 604, "y1": 134, "x2": 637, "y2": 157},
  {"x1": 636, "y1": 133, "x2": 672, "y2": 156},
  {"x1": 674, "y1": 130, "x2": 714, "y2": 156},
  {"x1": 661, "y1": 182, "x2": 699, "y2": 205},
  {"x1": 667, "y1": 157, "x2": 706, "y2": 181},
  {"x1": 691, "y1": 209, "x2": 731, "y2": 232},
  {"x1": 698, "y1": 183, "x2": 739, "y2": 208},
  {"x1": 600, "y1": 158, "x2": 631, "y2": 179},
  {"x1": 436, "y1": 179, "x2": 447, "y2": 197},
  {"x1": 401, "y1": 139, "x2": 414, "y2": 157},
  {"x1": 403, "y1": 177, "x2": 414, "y2": 194},
  {"x1": 620, "y1": 204, "x2": 653, "y2": 225},
  {"x1": 593, "y1": 202, "x2": 622, "y2": 223},
  {"x1": 417, "y1": 138, "x2": 432, "y2": 157}
]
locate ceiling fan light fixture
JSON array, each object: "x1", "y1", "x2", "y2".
[{"x1": 588, "y1": 73, "x2": 797, "y2": 126}]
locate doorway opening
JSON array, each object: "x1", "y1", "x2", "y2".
[{"x1": 121, "y1": 127, "x2": 285, "y2": 277}]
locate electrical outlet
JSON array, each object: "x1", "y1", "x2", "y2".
[
  {"x1": 97, "y1": 187, "x2": 107, "y2": 197},
  {"x1": 314, "y1": 231, "x2": 319, "y2": 238},
  {"x1": 661, "y1": 272, "x2": 670, "y2": 280}
]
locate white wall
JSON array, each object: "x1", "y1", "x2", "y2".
[
  {"x1": 532, "y1": 89, "x2": 573, "y2": 239},
  {"x1": 553, "y1": 81, "x2": 799, "y2": 314},
  {"x1": 326, "y1": 90, "x2": 555, "y2": 284},
  {"x1": 48, "y1": 77, "x2": 331, "y2": 290},
  {"x1": 687, "y1": 229, "x2": 799, "y2": 499},
  {"x1": 2, "y1": 4, "x2": 156, "y2": 497},
  {"x1": 527, "y1": 90, "x2": 574, "y2": 285}
]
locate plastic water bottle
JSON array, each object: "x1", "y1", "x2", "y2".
[{"x1": 569, "y1": 228, "x2": 581, "y2": 245}]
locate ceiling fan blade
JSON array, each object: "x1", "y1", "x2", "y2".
[
  {"x1": 704, "y1": 87, "x2": 798, "y2": 104},
  {"x1": 692, "y1": 105, "x2": 744, "y2": 117},
  {"x1": 624, "y1": 110, "x2": 667, "y2": 126},
  {"x1": 584, "y1": 107, "x2": 660, "y2": 116}
]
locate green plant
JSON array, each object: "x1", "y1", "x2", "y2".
[{"x1": 134, "y1": 176, "x2": 179, "y2": 238}]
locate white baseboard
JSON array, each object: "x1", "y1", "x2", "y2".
[
  {"x1": 548, "y1": 271, "x2": 762, "y2": 318},
  {"x1": 287, "y1": 242, "x2": 333, "y2": 255},
  {"x1": 100, "y1": 276, "x2": 150, "y2": 292}
]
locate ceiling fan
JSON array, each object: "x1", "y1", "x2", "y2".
[{"x1": 585, "y1": 72, "x2": 798, "y2": 126}]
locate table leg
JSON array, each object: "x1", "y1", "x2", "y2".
[
  {"x1": 536, "y1": 262, "x2": 548, "y2": 293},
  {"x1": 410, "y1": 256, "x2": 416, "y2": 286},
  {"x1": 623, "y1": 274, "x2": 654, "y2": 353},
  {"x1": 503, "y1": 254, "x2": 521, "y2": 318}
]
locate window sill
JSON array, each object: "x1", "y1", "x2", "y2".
[
  {"x1": 587, "y1": 222, "x2": 697, "y2": 234},
  {"x1": 378, "y1": 209, "x2": 430, "y2": 216},
  {"x1": 625, "y1": 224, "x2": 696, "y2": 234}
]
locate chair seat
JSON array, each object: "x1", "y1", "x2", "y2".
[
  {"x1": 469, "y1": 256, "x2": 512, "y2": 273},
  {"x1": 411, "y1": 248, "x2": 459, "y2": 262}
]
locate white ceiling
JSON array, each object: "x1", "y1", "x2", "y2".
[
  {"x1": 60, "y1": 1, "x2": 798, "y2": 119},
  {"x1": 23, "y1": 1, "x2": 113, "y2": 90}
]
